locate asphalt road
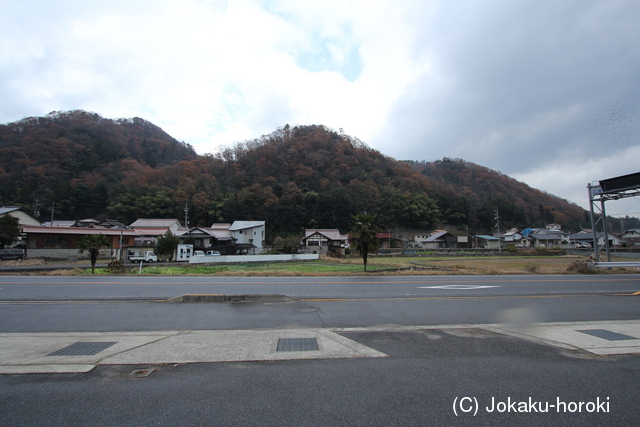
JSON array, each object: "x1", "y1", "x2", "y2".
[
  {"x1": 1, "y1": 274, "x2": 638, "y2": 426},
  {"x1": 1, "y1": 274, "x2": 639, "y2": 300},
  {"x1": 0, "y1": 274, "x2": 639, "y2": 332}
]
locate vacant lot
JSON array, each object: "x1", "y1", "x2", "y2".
[{"x1": 42, "y1": 253, "x2": 635, "y2": 276}]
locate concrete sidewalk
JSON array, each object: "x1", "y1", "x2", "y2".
[
  {"x1": 0, "y1": 328, "x2": 388, "y2": 374},
  {"x1": 1, "y1": 320, "x2": 639, "y2": 374}
]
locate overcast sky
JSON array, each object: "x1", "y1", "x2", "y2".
[{"x1": 1, "y1": 0, "x2": 639, "y2": 216}]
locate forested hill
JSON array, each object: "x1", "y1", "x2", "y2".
[{"x1": 0, "y1": 111, "x2": 589, "y2": 232}]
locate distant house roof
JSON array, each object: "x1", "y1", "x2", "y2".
[
  {"x1": 41, "y1": 220, "x2": 77, "y2": 227},
  {"x1": 229, "y1": 221, "x2": 265, "y2": 230},
  {"x1": 569, "y1": 232, "x2": 601, "y2": 241},
  {"x1": 210, "y1": 223, "x2": 231, "y2": 229},
  {"x1": 422, "y1": 231, "x2": 452, "y2": 242},
  {"x1": 21, "y1": 225, "x2": 138, "y2": 237},
  {"x1": 134, "y1": 227, "x2": 174, "y2": 237},
  {"x1": 529, "y1": 232, "x2": 562, "y2": 241},
  {"x1": 0, "y1": 206, "x2": 41, "y2": 226},
  {"x1": 0, "y1": 206, "x2": 21, "y2": 215},
  {"x1": 475, "y1": 235, "x2": 499, "y2": 241},
  {"x1": 177, "y1": 227, "x2": 233, "y2": 240},
  {"x1": 304, "y1": 229, "x2": 348, "y2": 241},
  {"x1": 130, "y1": 219, "x2": 182, "y2": 228}
]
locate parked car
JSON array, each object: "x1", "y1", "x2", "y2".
[
  {"x1": 205, "y1": 250, "x2": 221, "y2": 256},
  {"x1": 128, "y1": 251, "x2": 158, "y2": 263},
  {"x1": 193, "y1": 251, "x2": 205, "y2": 256},
  {"x1": 0, "y1": 248, "x2": 26, "y2": 260}
]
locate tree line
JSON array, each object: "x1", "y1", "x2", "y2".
[{"x1": 0, "y1": 111, "x2": 599, "y2": 235}]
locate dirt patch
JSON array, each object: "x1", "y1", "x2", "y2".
[{"x1": 0, "y1": 258, "x2": 45, "y2": 267}]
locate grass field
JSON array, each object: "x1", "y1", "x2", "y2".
[{"x1": 64, "y1": 253, "x2": 639, "y2": 276}]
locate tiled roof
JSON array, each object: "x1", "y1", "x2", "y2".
[
  {"x1": 422, "y1": 231, "x2": 451, "y2": 242},
  {"x1": 133, "y1": 227, "x2": 173, "y2": 236},
  {"x1": 229, "y1": 221, "x2": 265, "y2": 230},
  {"x1": 304, "y1": 229, "x2": 348, "y2": 241},
  {"x1": 177, "y1": 227, "x2": 233, "y2": 239},
  {"x1": 130, "y1": 219, "x2": 181, "y2": 228},
  {"x1": 0, "y1": 206, "x2": 21, "y2": 215},
  {"x1": 21, "y1": 226, "x2": 138, "y2": 236}
]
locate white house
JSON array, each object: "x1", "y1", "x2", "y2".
[
  {"x1": 0, "y1": 206, "x2": 40, "y2": 226},
  {"x1": 622, "y1": 229, "x2": 640, "y2": 245},
  {"x1": 301, "y1": 229, "x2": 349, "y2": 255},
  {"x1": 229, "y1": 221, "x2": 265, "y2": 254}
]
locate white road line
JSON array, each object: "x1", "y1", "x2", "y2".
[{"x1": 418, "y1": 285, "x2": 501, "y2": 290}]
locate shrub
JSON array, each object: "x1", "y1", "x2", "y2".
[
  {"x1": 525, "y1": 263, "x2": 540, "y2": 273},
  {"x1": 107, "y1": 260, "x2": 126, "y2": 274},
  {"x1": 567, "y1": 260, "x2": 598, "y2": 274}
]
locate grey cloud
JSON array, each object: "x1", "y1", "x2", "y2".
[{"x1": 376, "y1": 0, "x2": 640, "y2": 177}]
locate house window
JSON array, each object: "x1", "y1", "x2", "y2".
[{"x1": 43, "y1": 236, "x2": 56, "y2": 248}]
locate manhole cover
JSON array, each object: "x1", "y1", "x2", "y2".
[
  {"x1": 48, "y1": 341, "x2": 117, "y2": 356},
  {"x1": 276, "y1": 338, "x2": 319, "y2": 352},
  {"x1": 577, "y1": 329, "x2": 637, "y2": 341}
]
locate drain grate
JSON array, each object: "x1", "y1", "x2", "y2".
[
  {"x1": 577, "y1": 329, "x2": 637, "y2": 341},
  {"x1": 277, "y1": 338, "x2": 319, "y2": 352},
  {"x1": 48, "y1": 341, "x2": 117, "y2": 356}
]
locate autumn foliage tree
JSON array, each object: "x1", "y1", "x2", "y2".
[{"x1": 0, "y1": 112, "x2": 594, "y2": 235}]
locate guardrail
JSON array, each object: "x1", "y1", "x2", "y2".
[{"x1": 589, "y1": 262, "x2": 640, "y2": 270}]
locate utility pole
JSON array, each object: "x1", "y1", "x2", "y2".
[
  {"x1": 494, "y1": 208, "x2": 501, "y2": 253},
  {"x1": 184, "y1": 201, "x2": 189, "y2": 229},
  {"x1": 50, "y1": 202, "x2": 55, "y2": 225}
]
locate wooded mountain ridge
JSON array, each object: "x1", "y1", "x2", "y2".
[{"x1": 0, "y1": 110, "x2": 596, "y2": 233}]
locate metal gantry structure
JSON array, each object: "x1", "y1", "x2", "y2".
[{"x1": 587, "y1": 172, "x2": 640, "y2": 262}]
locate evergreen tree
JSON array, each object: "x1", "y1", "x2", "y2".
[
  {"x1": 77, "y1": 234, "x2": 111, "y2": 274},
  {"x1": 349, "y1": 213, "x2": 381, "y2": 272},
  {"x1": 156, "y1": 231, "x2": 180, "y2": 261}
]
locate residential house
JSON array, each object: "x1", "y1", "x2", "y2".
[
  {"x1": 524, "y1": 227, "x2": 570, "y2": 248},
  {"x1": 177, "y1": 225, "x2": 236, "y2": 255},
  {"x1": 302, "y1": 229, "x2": 349, "y2": 255},
  {"x1": 377, "y1": 232, "x2": 396, "y2": 249},
  {"x1": 569, "y1": 230, "x2": 597, "y2": 247},
  {"x1": 129, "y1": 218, "x2": 184, "y2": 246},
  {"x1": 621, "y1": 229, "x2": 640, "y2": 246},
  {"x1": 21, "y1": 225, "x2": 138, "y2": 259},
  {"x1": 407, "y1": 234, "x2": 430, "y2": 249},
  {"x1": 567, "y1": 229, "x2": 621, "y2": 248},
  {"x1": 473, "y1": 235, "x2": 500, "y2": 249},
  {"x1": 527, "y1": 231, "x2": 564, "y2": 248},
  {"x1": 421, "y1": 231, "x2": 459, "y2": 249},
  {"x1": 502, "y1": 228, "x2": 523, "y2": 243},
  {"x1": 229, "y1": 221, "x2": 265, "y2": 254},
  {"x1": 0, "y1": 206, "x2": 41, "y2": 247},
  {"x1": 0, "y1": 206, "x2": 41, "y2": 226}
]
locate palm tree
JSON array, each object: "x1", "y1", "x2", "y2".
[
  {"x1": 349, "y1": 213, "x2": 381, "y2": 272},
  {"x1": 77, "y1": 234, "x2": 112, "y2": 274}
]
